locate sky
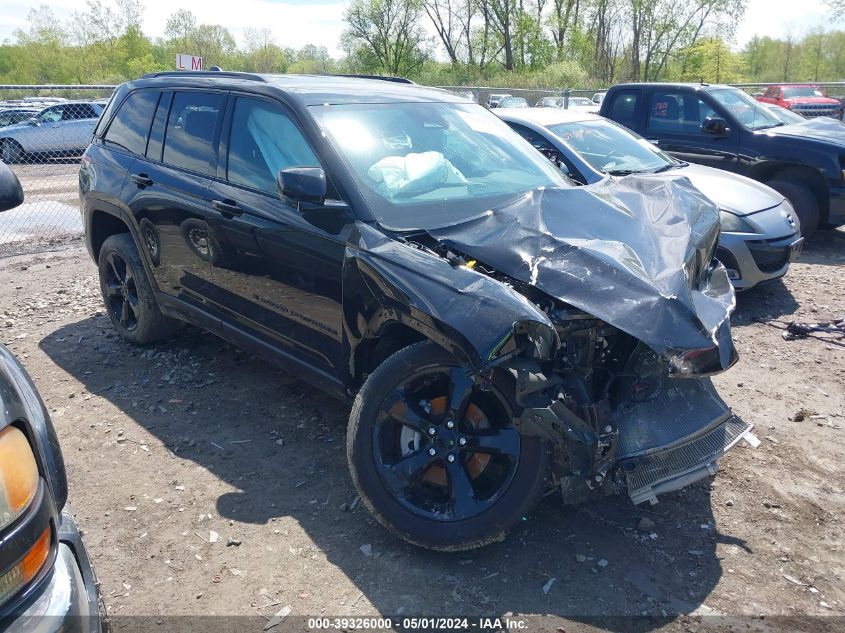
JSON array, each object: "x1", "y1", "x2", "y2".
[{"x1": 0, "y1": 0, "x2": 836, "y2": 57}]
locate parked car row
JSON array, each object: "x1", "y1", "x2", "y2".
[
  {"x1": 0, "y1": 100, "x2": 105, "y2": 163},
  {"x1": 487, "y1": 93, "x2": 601, "y2": 112}
]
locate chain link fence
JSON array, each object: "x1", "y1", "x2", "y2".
[
  {"x1": 0, "y1": 86, "x2": 115, "y2": 257},
  {"x1": 437, "y1": 86, "x2": 606, "y2": 109},
  {"x1": 2, "y1": 81, "x2": 844, "y2": 258}
]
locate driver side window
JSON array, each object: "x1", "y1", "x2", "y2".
[
  {"x1": 647, "y1": 92, "x2": 714, "y2": 134},
  {"x1": 227, "y1": 98, "x2": 320, "y2": 195},
  {"x1": 38, "y1": 107, "x2": 63, "y2": 123}
]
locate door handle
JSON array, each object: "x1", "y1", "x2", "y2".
[
  {"x1": 131, "y1": 173, "x2": 153, "y2": 187},
  {"x1": 212, "y1": 199, "x2": 243, "y2": 217}
]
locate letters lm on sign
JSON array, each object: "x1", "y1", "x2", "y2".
[{"x1": 176, "y1": 54, "x2": 203, "y2": 71}]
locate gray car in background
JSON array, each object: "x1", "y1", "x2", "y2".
[
  {"x1": 485, "y1": 93, "x2": 512, "y2": 108},
  {"x1": 0, "y1": 101, "x2": 104, "y2": 163},
  {"x1": 0, "y1": 108, "x2": 39, "y2": 128},
  {"x1": 497, "y1": 107, "x2": 803, "y2": 291}
]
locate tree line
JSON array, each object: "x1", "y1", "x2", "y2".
[{"x1": 1, "y1": 0, "x2": 844, "y2": 89}]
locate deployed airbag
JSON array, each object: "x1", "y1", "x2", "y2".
[{"x1": 368, "y1": 151, "x2": 468, "y2": 198}]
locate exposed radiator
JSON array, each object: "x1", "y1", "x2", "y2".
[
  {"x1": 614, "y1": 375, "x2": 732, "y2": 459},
  {"x1": 624, "y1": 415, "x2": 754, "y2": 506}
]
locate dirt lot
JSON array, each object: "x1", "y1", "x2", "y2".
[
  {"x1": 0, "y1": 230, "x2": 843, "y2": 632},
  {"x1": 0, "y1": 162, "x2": 83, "y2": 255}
]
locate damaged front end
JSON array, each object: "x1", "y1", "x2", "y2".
[
  {"x1": 422, "y1": 175, "x2": 758, "y2": 506},
  {"x1": 509, "y1": 340, "x2": 757, "y2": 507}
]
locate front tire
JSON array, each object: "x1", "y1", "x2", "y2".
[
  {"x1": 1, "y1": 140, "x2": 25, "y2": 164},
  {"x1": 767, "y1": 179, "x2": 820, "y2": 238},
  {"x1": 98, "y1": 234, "x2": 175, "y2": 345},
  {"x1": 347, "y1": 341, "x2": 549, "y2": 551}
]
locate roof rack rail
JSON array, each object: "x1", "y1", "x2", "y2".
[
  {"x1": 331, "y1": 74, "x2": 415, "y2": 85},
  {"x1": 140, "y1": 70, "x2": 267, "y2": 82}
]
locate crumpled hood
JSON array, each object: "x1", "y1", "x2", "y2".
[
  {"x1": 764, "y1": 117, "x2": 845, "y2": 143},
  {"x1": 427, "y1": 176, "x2": 737, "y2": 372},
  {"x1": 666, "y1": 163, "x2": 784, "y2": 216}
]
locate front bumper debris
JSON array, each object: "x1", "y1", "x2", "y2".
[{"x1": 515, "y1": 363, "x2": 758, "y2": 506}]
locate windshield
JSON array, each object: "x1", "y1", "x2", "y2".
[
  {"x1": 311, "y1": 102, "x2": 566, "y2": 230},
  {"x1": 783, "y1": 87, "x2": 825, "y2": 98},
  {"x1": 547, "y1": 119, "x2": 674, "y2": 174},
  {"x1": 765, "y1": 104, "x2": 805, "y2": 125},
  {"x1": 499, "y1": 97, "x2": 529, "y2": 108},
  {"x1": 708, "y1": 88, "x2": 783, "y2": 130}
]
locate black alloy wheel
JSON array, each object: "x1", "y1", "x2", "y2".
[
  {"x1": 103, "y1": 250, "x2": 139, "y2": 332},
  {"x1": 373, "y1": 366, "x2": 520, "y2": 522},
  {"x1": 347, "y1": 341, "x2": 549, "y2": 551},
  {"x1": 97, "y1": 233, "x2": 175, "y2": 345}
]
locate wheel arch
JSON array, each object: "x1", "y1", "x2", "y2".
[
  {"x1": 342, "y1": 229, "x2": 558, "y2": 392},
  {"x1": 750, "y1": 161, "x2": 830, "y2": 222},
  {"x1": 89, "y1": 208, "x2": 134, "y2": 261},
  {"x1": 0, "y1": 137, "x2": 26, "y2": 156},
  {"x1": 353, "y1": 321, "x2": 427, "y2": 387}
]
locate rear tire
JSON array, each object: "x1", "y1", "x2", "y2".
[
  {"x1": 347, "y1": 341, "x2": 549, "y2": 551},
  {"x1": 766, "y1": 179, "x2": 820, "y2": 238},
  {"x1": 1, "y1": 140, "x2": 24, "y2": 164},
  {"x1": 98, "y1": 234, "x2": 176, "y2": 345}
]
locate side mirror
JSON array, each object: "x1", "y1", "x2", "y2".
[
  {"x1": 701, "y1": 117, "x2": 730, "y2": 136},
  {"x1": 27, "y1": 118, "x2": 39, "y2": 126},
  {"x1": 0, "y1": 162, "x2": 24, "y2": 212},
  {"x1": 277, "y1": 167, "x2": 326, "y2": 205}
]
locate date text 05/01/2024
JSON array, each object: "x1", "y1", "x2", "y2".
[{"x1": 307, "y1": 617, "x2": 529, "y2": 631}]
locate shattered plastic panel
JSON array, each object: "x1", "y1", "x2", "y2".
[{"x1": 427, "y1": 176, "x2": 736, "y2": 371}]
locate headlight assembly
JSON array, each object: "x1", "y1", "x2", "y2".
[
  {"x1": 0, "y1": 426, "x2": 38, "y2": 531},
  {"x1": 0, "y1": 426, "x2": 51, "y2": 608},
  {"x1": 719, "y1": 210, "x2": 755, "y2": 233}
]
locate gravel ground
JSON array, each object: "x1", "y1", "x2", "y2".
[{"x1": 0, "y1": 229, "x2": 843, "y2": 632}]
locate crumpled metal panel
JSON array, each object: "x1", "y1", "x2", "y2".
[
  {"x1": 427, "y1": 176, "x2": 736, "y2": 371},
  {"x1": 347, "y1": 222, "x2": 558, "y2": 369}
]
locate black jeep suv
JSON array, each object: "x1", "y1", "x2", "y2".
[
  {"x1": 80, "y1": 72, "x2": 755, "y2": 551},
  {"x1": 599, "y1": 83, "x2": 845, "y2": 237}
]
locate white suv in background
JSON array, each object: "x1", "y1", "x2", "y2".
[{"x1": 0, "y1": 101, "x2": 104, "y2": 163}]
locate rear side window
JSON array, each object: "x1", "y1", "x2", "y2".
[
  {"x1": 103, "y1": 91, "x2": 160, "y2": 156},
  {"x1": 226, "y1": 97, "x2": 319, "y2": 194},
  {"x1": 62, "y1": 103, "x2": 98, "y2": 120},
  {"x1": 163, "y1": 91, "x2": 225, "y2": 175},
  {"x1": 608, "y1": 91, "x2": 640, "y2": 130}
]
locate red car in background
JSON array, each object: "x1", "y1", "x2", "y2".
[{"x1": 756, "y1": 84, "x2": 842, "y2": 119}]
